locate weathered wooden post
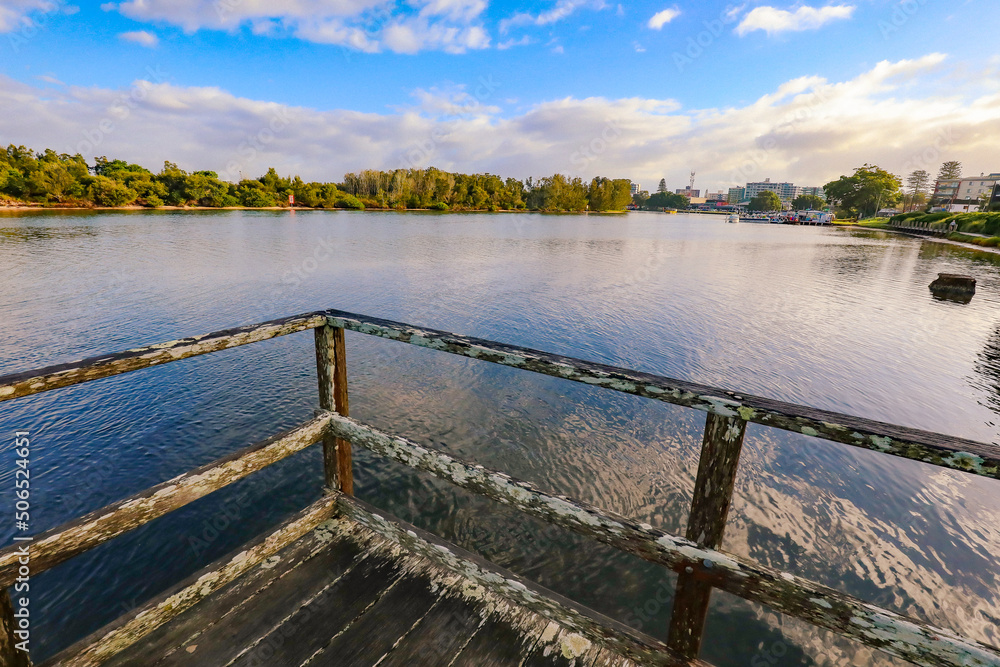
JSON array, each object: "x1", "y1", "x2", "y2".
[
  {"x1": 314, "y1": 324, "x2": 353, "y2": 495},
  {"x1": 667, "y1": 412, "x2": 748, "y2": 658},
  {"x1": 0, "y1": 590, "x2": 29, "y2": 667}
]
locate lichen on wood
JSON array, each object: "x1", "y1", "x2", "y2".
[
  {"x1": 320, "y1": 308, "x2": 1000, "y2": 480},
  {"x1": 0, "y1": 414, "x2": 331, "y2": 586},
  {"x1": 43, "y1": 496, "x2": 339, "y2": 667},
  {"x1": 0, "y1": 312, "x2": 326, "y2": 402},
  {"x1": 326, "y1": 412, "x2": 1000, "y2": 667},
  {"x1": 334, "y1": 492, "x2": 700, "y2": 667}
]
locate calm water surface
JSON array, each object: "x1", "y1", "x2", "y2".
[{"x1": 1, "y1": 210, "x2": 999, "y2": 664}]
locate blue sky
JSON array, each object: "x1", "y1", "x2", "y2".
[{"x1": 1, "y1": 1, "x2": 998, "y2": 191}]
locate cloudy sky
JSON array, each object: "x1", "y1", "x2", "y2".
[{"x1": 0, "y1": 0, "x2": 998, "y2": 192}]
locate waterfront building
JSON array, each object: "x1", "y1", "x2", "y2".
[
  {"x1": 797, "y1": 186, "x2": 826, "y2": 200},
  {"x1": 934, "y1": 172, "x2": 1000, "y2": 211},
  {"x1": 630, "y1": 182, "x2": 641, "y2": 195},
  {"x1": 675, "y1": 187, "x2": 700, "y2": 197},
  {"x1": 932, "y1": 178, "x2": 961, "y2": 203},
  {"x1": 744, "y1": 179, "x2": 788, "y2": 200},
  {"x1": 727, "y1": 187, "x2": 746, "y2": 204}
]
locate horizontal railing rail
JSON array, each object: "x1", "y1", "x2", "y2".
[
  {"x1": 320, "y1": 309, "x2": 1000, "y2": 479},
  {"x1": 0, "y1": 414, "x2": 331, "y2": 587},
  {"x1": 2, "y1": 308, "x2": 999, "y2": 666},
  {"x1": 4, "y1": 309, "x2": 996, "y2": 479},
  {"x1": 0, "y1": 312, "x2": 326, "y2": 402},
  {"x1": 324, "y1": 411, "x2": 1000, "y2": 667}
]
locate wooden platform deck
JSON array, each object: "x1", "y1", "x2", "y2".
[
  {"x1": 45, "y1": 495, "x2": 666, "y2": 667},
  {"x1": 3, "y1": 308, "x2": 1000, "y2": 667}
]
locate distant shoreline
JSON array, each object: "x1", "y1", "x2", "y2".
[
  {"x1": 0, "y1": 204, "x2": 629, "y2": 213},
  {"x1": 837, "y1": 221, "x2": 1000, "y2": 256}
]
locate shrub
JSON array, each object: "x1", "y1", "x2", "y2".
[
  {"x1": 88, "y1": 176, "x2": 136, "y2": 207},
  {"x1": 238, "y1": 188, "x2": 276, "y2": 208},
  {"x1": 429, "y1": 201, "x2": 449, "y2": 211},
  {"x1": 334, "y1": 194, "x2": 364, "y2": 210}
]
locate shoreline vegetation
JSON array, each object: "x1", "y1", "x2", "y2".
[
  {"x1": 838, "y1": 212, "x2": 1000, "y2": 254},
  {"x1": 0, "y1": 145, "x2": 643, "y2": 213}
]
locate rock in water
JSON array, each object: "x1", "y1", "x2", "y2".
[{"x1": 929, "y1": 273, "x2": 976, "y2": 303}]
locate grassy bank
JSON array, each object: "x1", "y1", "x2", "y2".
[
  {"x1": 833, "y1": 217, "x2": 890, "y2": 228},
  {"x1": 948, "y1": 232, "x2": 1000, "y2": 247},
  {"x1": 889, "y1": 211, "x2": 1000, "y2": 235}
]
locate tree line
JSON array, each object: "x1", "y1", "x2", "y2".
[
  {"x1": 822, "y1": 160, "x2": 997, "y2": 218},
  {"x1": 0, "y1": 146, "x2": 635, "y2": 212}
]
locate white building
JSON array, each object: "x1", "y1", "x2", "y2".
[{"x1": 630, "y1": 182, "x2": 641, "y2": 195}]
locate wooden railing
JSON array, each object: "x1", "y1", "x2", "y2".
[
  {"x1": 1, "y1": 308, "x2": 998, "y2": 667},
  {"x1": 889, "y1": 218, "x2": 949, "y2": 235}
]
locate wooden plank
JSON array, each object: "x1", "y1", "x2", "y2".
[
  {"x1": 591, "y1": 650, "x2": 640, "y2": 667},
  {"x1": 0, "y1": 590, "x2": 30, "y2": 667},
  {"x1": 99, "y1": 517, "x2": 364, "y2": 666},
  {"x1": 322, "y1": 308, "x2": 1000, "y2": 479},
  {"x1": 40, "y1": 495, "x2": 339, "y2": 667},
  {"x1": 519, "y1": 622, "x2": 607, "y2": 666},
  {"x1": 303, "y1": 572, "x2": 443, "y2": 665},
  {"x1": 157, "y1": 520, "x2": 370, "y2": 666},
  {"x1": 326, "y1": 414, "x2": 1000, "y2": 667},
  {"x1": 227, "y1": 549, "x2": 406, "y2": 667},
  {"x1": 667, "y1": 413, "x2": 747, "y2": 658},
  {"x1": 333, "y1": 492, "x2": 697, "y2": 667},
  {"x1": 450, "y1": 612, "x2": 547, "y2": 666},
  {"x1": 0, "y1": 312, "x2": 327, "y2": 402},
  {"x1": 0, "y1": 414, "x2": 331, "y2": 587},
  {"x1": 377, "y1": 590, "x2": 488, "y2": 667},
  {"x1": 315, "y1": 324, "x2": 352, "y2": 494}
]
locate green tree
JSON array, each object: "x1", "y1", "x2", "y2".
[
  {"x1": 904, "y1": 169, "x2": 931, "y2": 212},
  {"x1": 631, "y1": 190, "x2": 649, "y2": 208},
  {"x1": 791, "y1": 194, "x2": 825, "y2": 210},
  {"x1": 657, "y1": 178, "x2": 667, "y2": 193},
  {"x1": 644, "y1": 192, "x2": 688, "y2": 210},
  {"x1": 937, "y1": 161, "x2": 962, "y2": 181},
  {"x1": 88, "y1": 176, "x2": 136, "y2": 206},
  {"x1": 237, "y1": 181, "x2": 276, "y2": 207},
  {"x1": 823, "y1": 164, "x2": 902, "y2": 218},
  {"x1": 749, "y1": 191, "x2": 783, "y2": 212}
]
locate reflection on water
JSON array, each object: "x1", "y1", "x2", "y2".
[{"x1": 1, "y1": 211, "x2": 999, "y2": 664}]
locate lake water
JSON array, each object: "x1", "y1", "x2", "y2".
[{"x1": 1, "y1": 210, "x2": 999, "y2": 665}]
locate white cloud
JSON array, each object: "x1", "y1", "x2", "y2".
[
  {"x1": 497, "y1": 35, "x2": 533, "y2": 49},
  {"x1": 736, "y1": 4, "x2": 855, "y2": 36},
  {"x1": 500, "y1": 0, "x2": 601, "y2": 33},
  {"x1": 0, "y1": 0, "x2": 60, "y2": 32},
  {"x1": 1, "y1": 54, "x2": 998, "y2": 193},
  {"x1": 647, "y1": 7, "x2": 680, "y2": 30},
  {"x1": 34, "y1": 74, "x2": 63, "y2": 85},
  {"x1": 109, "y1": 0, "x2": 489, "y2": 53},
  {"x1": 119, "y1": 30, "x2": 158, "y2": 47}
]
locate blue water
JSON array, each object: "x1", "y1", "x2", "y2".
[{"x1": 1, "y1": 210, "x2": 999, "y2": 664}]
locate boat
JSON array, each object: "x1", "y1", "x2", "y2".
[{"x1": 726, "y1": 213, "x2": 739, "y2": 223}]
